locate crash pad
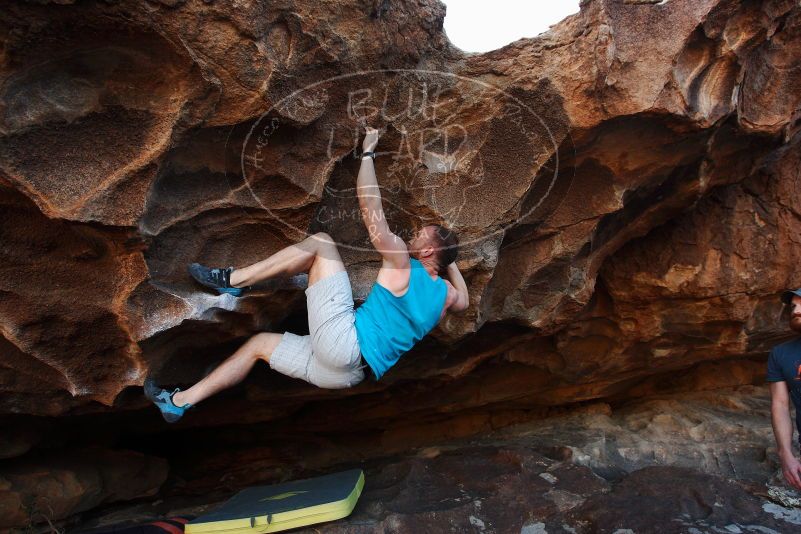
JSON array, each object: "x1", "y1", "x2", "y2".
[{"x1": 184, "y1": 469, "x2": 364, "y2": 533}]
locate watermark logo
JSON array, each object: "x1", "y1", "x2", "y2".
[{"x1": 236, "y1": 69, "x2": 571, "y2": 254}]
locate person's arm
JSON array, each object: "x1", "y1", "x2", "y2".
[
  {"x1": 357, "y1": 127, "x2": 408, "y2": 268},
  {"x1": 445, "y1": 262, "x2": 469, "y2": 313},
  {"x1": 770, "y1": 381, "x2": 801, "y2": 490}
]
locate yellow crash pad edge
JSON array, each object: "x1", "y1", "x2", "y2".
[{"x1": 185, "y1": 471, "x2": 365, "y2": 534}]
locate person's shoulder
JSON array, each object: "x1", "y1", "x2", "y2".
[{"x1": 773, "y1": 337, "x2": 801, "y2": 357}]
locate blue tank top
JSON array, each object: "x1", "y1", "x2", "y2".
[{"x1": 354, "y1": 258, "x2": 448, "y2": 380}]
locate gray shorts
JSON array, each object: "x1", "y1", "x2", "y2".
[{"x1": 269, "y1": 270, "x2": 367, "y2": 389}]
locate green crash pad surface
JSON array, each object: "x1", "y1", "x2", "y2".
[{"x1": 185, "y1": 468, "x2": 364, "y2": 533}]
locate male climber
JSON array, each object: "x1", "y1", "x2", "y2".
[
  {"x1": 768, "y1": 288, "x2": 801, "y2": 490},
  {"x1": 145, "y1": 127, "x2": 470, "y2": 422}
]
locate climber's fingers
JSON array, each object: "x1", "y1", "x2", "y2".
[
  {"x1": 784, "y1": 461, "x2": 801, "y2": 490},
  {"x1": 782, "y1": 469, "x2": 792, "y2": 488},
  {"x1": 792, "y1": 464, "x2": 801, "y2": 490},
  {"x1": 362, "y1": 127, "x2": 382, "y2": 151},
  {"x1": 359, "y1": 123, "x2": 387, "y2": 135}
]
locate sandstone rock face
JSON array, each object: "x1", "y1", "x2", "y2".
[
  {"x1": 2, "y1": 0, "x2": 801, "y2": 528},
  {"x1": 0, "y1": 449, "x2": 167, "y2": 530}
]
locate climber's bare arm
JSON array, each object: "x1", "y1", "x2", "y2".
[
  {"x1": 771, "y1": 381, "x2": 801, "y2": 490},
  {"x1": 443, "y1": 262, "x2": 469, "y2": 314},
  {"x1": 357, "y1": 127, "x2": 409, "y2": 270}
]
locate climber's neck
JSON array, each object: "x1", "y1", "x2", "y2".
[{"x1": 416, "y1": 256, "x2": 440, "y2": 279}]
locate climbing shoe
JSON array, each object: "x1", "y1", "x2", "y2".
[
  {"x1": 188, "y1": 263, "x2": 248, "y2": 297},
  {"x1": 144, "y1": 378, "x2": 193, "y2": 423}
]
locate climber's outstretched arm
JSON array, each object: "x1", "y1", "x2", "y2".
[
  {"x1": 357, "y1": 127, "x2": 409, "y2": 269},
  {"x1": 445, "y1": 262, "x2": 469, "y2": 313}
]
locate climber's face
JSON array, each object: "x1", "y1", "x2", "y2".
[
  {"x1": 408, "y1": 225, "x2": 436, "y2": 260},
  {"x1": 790, "y1": 295, "x2": 801, "y2": 333}
]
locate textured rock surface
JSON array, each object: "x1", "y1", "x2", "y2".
[
  {"x1": 3, "y1": 0, "x2": 801, "y2": 528},
  {"x1": 0, "y1": 449, "x2": 167, "y2": 530},
  {"x1": 2, "y1": 0, "x2": 801, "y2": 416},
  {"x1": 75, "y1": 387, "x2": 801, "y2": 533}
]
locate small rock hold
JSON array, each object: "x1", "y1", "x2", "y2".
[{"x1": 539, "y1": 472, "x2": 558, "y2": 484}]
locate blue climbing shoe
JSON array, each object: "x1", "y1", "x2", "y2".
[
  {"x1": 188, "y1": 263, "x2": 248, "y2": 297},
  {"x1": 144, "y1": 378, "x2": 192, "y2": 423}
]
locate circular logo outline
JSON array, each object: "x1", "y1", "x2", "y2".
[{"x1": 232, "y1": 69, "x2": 574, "y2": 255}]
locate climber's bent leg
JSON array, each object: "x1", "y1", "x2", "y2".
[
  {"x1": 269, "y1": 267, "x2": 366, "y2": 389},
  {"x1": 171, "y1": 332, "x2": 283, "y2": 407},
  {"x1": 230, "y1": 232, "x2": 345, "y2": 288}
]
